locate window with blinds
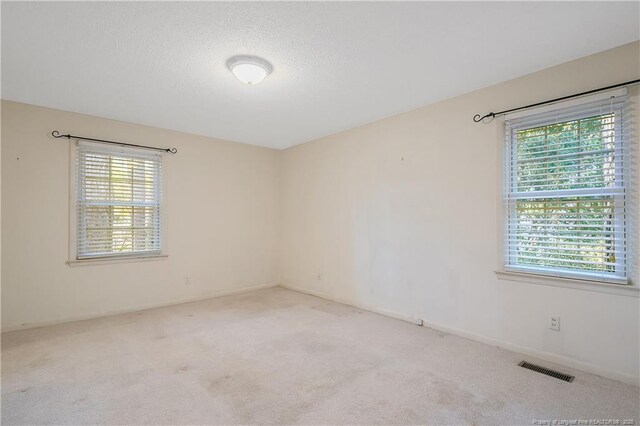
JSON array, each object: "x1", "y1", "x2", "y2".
[
  {"x1": 76, "y1": 142, "x2": 162, "y2": 259},
  {"x1": 504, "y1": 92, "x2": 630, "y2": 284}
]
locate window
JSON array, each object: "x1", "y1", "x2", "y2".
[
  {"x1": 504, "y1": 91, "x2": 630, "y2": 284},
  {"x1": 76, "y1": 142, "x2": 162, "y2": 259}
]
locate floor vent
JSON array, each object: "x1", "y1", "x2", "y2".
[{"x1": 518, "y1": 361, "x2": 574, "y2": 382}]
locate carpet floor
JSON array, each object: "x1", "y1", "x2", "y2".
[{"x1": 2, "y1": 287, "x2": 638, "y2": 425}]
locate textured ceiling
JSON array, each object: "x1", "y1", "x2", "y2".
[{"x1": 2, "y1": 2, "x2": 639, "y2": 149}]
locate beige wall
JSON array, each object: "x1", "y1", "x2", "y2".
[
  {"x1": 1, "y1": 101, "x2": 281, "y2": 330},
  {"x1": 280, "y1": 42, "x2": 640, "y2": 384}
]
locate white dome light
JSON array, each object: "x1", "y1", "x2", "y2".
[{"x1": 226, "y1": 55, "x2": 273, "y2": 86}]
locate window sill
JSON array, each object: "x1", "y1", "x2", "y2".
[
  {"x1": 495, "y1": 270, "x2": 640, "y2": 298},
  {"x1": 67, "y1": 254, "x2": 168, "y2": 267}
]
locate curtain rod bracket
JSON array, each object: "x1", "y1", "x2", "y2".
[{"x1": 51, "y1": 130, "x2": 177, "y2": 154}]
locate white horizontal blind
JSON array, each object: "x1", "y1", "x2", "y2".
[
  {"x1": 504, "y1": 94, "x2": 629, "y2": 284},
  {"x1": 76, "y1": 142, "x2": 162, "y2": 259}
]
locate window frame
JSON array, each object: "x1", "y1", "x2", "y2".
[
  {"x1": 500, "y1": 89, "x2": 631, "y2": 286},
  {"x1": 68, "y1": 140, "x2": 168, "y2": 265}
]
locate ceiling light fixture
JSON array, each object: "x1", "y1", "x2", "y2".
[{"x1": 226, "y1": 55, "x2": 273, "y2": 86}]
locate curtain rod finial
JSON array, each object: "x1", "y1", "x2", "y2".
[
  {"x1": 51, "y1": 130, "x2": 71, "y2": 139},
  {"x1": 473, "y1": 113, "x2": 495, "y2": 123}
]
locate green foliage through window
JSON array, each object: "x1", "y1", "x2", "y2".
[{"x1": 507, "y1": 108, "x2": 624, "y2": 278}]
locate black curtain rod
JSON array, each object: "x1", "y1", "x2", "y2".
[
  {"x1": 473, "y1": 79, "x2": 640, "y2": 123},
  {"x1": 51, "y1": 131, "x2": 177, "y2": 154}
]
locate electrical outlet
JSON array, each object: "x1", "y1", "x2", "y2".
[
  {"x1": 549, "y1": 316, "x2": 560, "y2": 331},
  {"x1": 317, "y1": 273, "x2": 322, "y2": 280},
  {"x1": 185, "y1": 276, "x2": 191, "y2": 286}
]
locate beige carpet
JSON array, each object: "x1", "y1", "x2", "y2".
[{"x1": 2, "y1": 287, "x2": 638, "y2": 425}]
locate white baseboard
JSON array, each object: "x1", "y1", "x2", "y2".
[
  {"x1": 4, "y1": 282, "x2": 637, "y2": 386},
  {"x1": 419, "y1": 318, "x2": 639, "y2": 387},
  {"x1": 279, "y1": 283, "x2": 639, "y2": 386},
  {"x1": 1, "y1": 283, "x2": 279, "y2": 333},
  {"x1": 279, "y1": 283, "x2": 421, "y2": 324}
]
